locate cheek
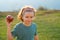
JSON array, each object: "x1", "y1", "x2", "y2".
[{"x1": 22, "y1": 17, "x2": 28, "y2": 21}]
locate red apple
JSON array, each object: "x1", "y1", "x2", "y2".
[{"x1": 6, "y1": 15, "x2": 14, "y2": 23}]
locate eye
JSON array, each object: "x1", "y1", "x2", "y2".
[
  {"x1": 25, "y1": 16, "x2": 29, "y2": 18},
  {"x1": 25, "y1": 16, "x2": 33, "y2": 18},
  {"x1": 30, "y1": 16, "x2": 33, "y2": 18}
]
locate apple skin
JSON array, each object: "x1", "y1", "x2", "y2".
[{"x1": 6, "y1": 15, "x2": 14, "y2": 23}]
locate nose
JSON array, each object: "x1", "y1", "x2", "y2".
[{"x1": 27, "y1": 18, "x2": 32, "y2": 21}]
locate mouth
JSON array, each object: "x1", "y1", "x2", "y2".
[{"x1": 28, "y1": 21, "x2": 31, "y2": 22}]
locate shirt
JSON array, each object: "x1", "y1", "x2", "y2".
[{"x1": 11, "y1": 22, "x2": 37, "y2": 40}]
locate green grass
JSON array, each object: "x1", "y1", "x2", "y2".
[{"x1": 0, "y1": 11, "x2": 60, "y2": 40}]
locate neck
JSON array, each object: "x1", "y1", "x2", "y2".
[{"x1": 23, "y1": 22, "x2": 32, "y2": 27}]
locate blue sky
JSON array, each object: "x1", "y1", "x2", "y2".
[{"x1": 0, "y1": 0, "x2": 60, "y2": 11}]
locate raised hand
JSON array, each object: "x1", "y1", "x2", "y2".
[{"x1": 6, "y1": 15, "x2": 14, "y2": 27}]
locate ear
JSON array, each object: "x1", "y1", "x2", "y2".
[{"x1": 32, "y1": 17, "x2": 35, "y2": 20}]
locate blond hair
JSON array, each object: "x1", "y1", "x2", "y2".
[{"x1": 17, "y1": 5, "x2": 36, "y2": 21}]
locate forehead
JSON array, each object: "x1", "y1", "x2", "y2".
[
  {"x1": 23, "y1": 7, "x2": 34, "y2": 12},
  {"x1": 23, "y1": 12, "x2": 34, "y2": 16}
]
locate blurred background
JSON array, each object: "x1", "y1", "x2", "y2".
[{"x1": 0, "y1": 0, "x2": 60, "y2": 40}]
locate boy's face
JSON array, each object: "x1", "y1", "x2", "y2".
[{"x1": 22, "y1": 12, "x2": 35, "y2": 24}]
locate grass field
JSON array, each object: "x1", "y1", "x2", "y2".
[{"x1": 0, "y1": 10, "x2": 60, "y2": 40}]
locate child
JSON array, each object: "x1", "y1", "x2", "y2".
[{"x1": 6, "y1": 6, "x2": 39, "y2": 40}]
